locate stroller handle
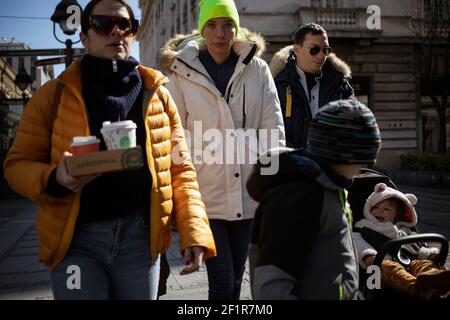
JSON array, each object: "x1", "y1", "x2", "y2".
[{"x1": 373, "y1": 233, "x2": 449, "y2": 267}]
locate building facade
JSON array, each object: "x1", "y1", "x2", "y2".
[
  {"x1": 0, "y1": 39, "x2": 55, "y2": 93},
  {"x1": 137, "y1": 0, "x2": 450, "y2": 169},
  {"x1": 138, "y1": 0, "x2": 200, "y2": 68},
  {"x1": 0, "y1": 39, "x2": 54, "y2": 171}
]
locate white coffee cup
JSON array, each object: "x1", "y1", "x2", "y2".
[{"x1": 100, "y1": 120, "x2": 137, "y2": 150}]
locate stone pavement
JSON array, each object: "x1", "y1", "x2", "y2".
[
  {"x1": 0, "y1": 199, "x2": 50, "y2": 300},
  {"x1": 0, "y1": 184, "x2": 449, "y2": 300},
  {"x1": 159, "y1": 232, "x2": 251, "y2": 300},
  {"x1": 0, "y1": 198, "x2": 251, "y2": 300},
  {"x1": 400, "y1": 185, "x2": 450, "y2": 240}
]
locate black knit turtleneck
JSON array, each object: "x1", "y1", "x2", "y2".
[
  {"x1": 81, "y1": 54, "x2": 143, "y2": 149},
  {"x1": 76, "y1": 54, "x2": 151, "y2": 225}
]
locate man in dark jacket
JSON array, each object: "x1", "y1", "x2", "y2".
[
  {"x1": 270, "y1": 23, "x2": 354, "y2": 149},
  {"x1": 247, "y1": 99, "x2": 381, "y2": 299}
]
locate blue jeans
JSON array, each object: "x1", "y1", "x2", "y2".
[
  {"x1": 205, "y1": 219, "x2": 253, "y2": 300},
  {"x1": 51, "y1": 214, "x2": 160, "y2": 300}
]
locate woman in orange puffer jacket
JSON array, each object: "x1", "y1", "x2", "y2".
[{"x1": 3, "y1": 0, "x2": 215, "y2": 300}]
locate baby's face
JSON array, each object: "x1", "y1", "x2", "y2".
[{"x1": 370, "y1": 199, "x2": 398, "y2": 223}]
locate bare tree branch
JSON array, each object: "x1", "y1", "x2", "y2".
[{"x1": 404, "y1": 0, "x2": 449, "y2": 153}]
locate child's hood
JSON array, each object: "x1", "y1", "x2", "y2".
[{"x1": 363, "y1": 183, "x2": 418, "y2": 228}]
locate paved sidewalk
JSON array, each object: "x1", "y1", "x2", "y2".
[
  {"x1": 159, "y1": 232, "x2": 251, "y2": 300},
  {"x1": 0, "y1": 198, "x2": 251, "y2": 300},
  {"x1": 399, "y1": 185, "x2": 450, "y2": 240},
  {"x1": 0, "y1": 199, "x2": 50, "y2": 300},
  {"x1": 0, "y1": 184, "x2": 449, "y2": 300}
]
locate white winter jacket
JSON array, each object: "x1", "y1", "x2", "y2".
[{"x1": 160, "y1": 30, "x2": 286, "y2": 220}]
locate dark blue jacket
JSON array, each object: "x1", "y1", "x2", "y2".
[
  {"x1": 270, "y1": 46, "x2": 354, "y2": 149},
  {"x1": 247, "y1": 148, "x2": 359, "y2": 299}
]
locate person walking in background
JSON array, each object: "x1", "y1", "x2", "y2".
[
  {"x1": 3, "y1": 0, "x2": 215, "y2": 300},
  {"x1": 247, "y1": 99, "x2": 381, "y2": 299},
  {"x1": 159, "y1": 0, "x2": 285, "y2": 300},
  {"x1": 270, "y1": 23, "x2": 354, "y2": 149}
]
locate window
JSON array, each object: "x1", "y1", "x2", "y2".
[
  {"x1": 311, "y1": 0, "x2": 343, "y2": 8},
  {"x1": 176, "y1": 0, "x2": 181, "y2": 33},
  {"x1": 328, "y1": 0, "x2": 338, "y2": 8},
  {"x1": 424, "y1": 0, "x2": 450, "y2": 22},
  {"x1": 420, "y1": 75, "x2": 449, "y2": 152},
  {"x1": 350, "y1": 76, "x2": 371, "y2": 107},
  {"x1": 170, "y1": 0, "x2": 176, "y2": 36},
  {"x1": 31, "y1": 58, "x2": 36, "y2": 81},
  {"x1": 191, "y1": 0, "x2": 197, "y2": 22},
  {"x1": 183, "y1": 1, "x2": 188, "y2": 31},
  {"x1": 311, "y1": 0, "x2": 321, "y2": 8}
]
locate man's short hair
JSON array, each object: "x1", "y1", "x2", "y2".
[{"x1": 293, "y1": 23, "x2": 327, "y2": 45}]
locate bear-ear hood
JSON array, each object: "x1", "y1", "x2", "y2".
[
  {"x1": 159, "y1": 27, "x2": 266, "y2": 73},
  {"x1": 363, "y1": 183, "x2": 418, "y2": 228},
  {"x1": 269, "y1": 45, "x2": 352, "y2": 79}
]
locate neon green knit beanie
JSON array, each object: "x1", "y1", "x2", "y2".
[{"x1": 197, "y1": 0, "x2": 240, "y2": 35}]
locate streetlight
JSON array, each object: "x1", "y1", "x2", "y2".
[
  {"x1": 14, "y1": 68, "x2": 33, "y2": 100},
  {"x1": 50, "y1": 0, "x2": 82, "y2": 68}
]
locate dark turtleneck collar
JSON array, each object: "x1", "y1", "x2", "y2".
[
  {"x1": 199, "y1": 49, "x2": 239, "y2": 96},
  {"x1": 81, "y1": 54, "x2": 143, "y2": 147},
  {"x1": 82, "y1": 54, "x2": 141, "y2": 95}
]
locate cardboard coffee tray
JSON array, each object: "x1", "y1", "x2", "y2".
[{"x1": 66, "y1": 146, "x2": 144, "y2": 176}]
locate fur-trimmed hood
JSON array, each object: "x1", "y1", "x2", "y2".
[
  {"x1": 159, "y1": 28, "x2": 266, "y2": 73},
  {"x1": 269, "y1": 45, "x2": 352, "y2": 79}
]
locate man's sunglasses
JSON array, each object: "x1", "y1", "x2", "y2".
[
  {"x1": 309, "y1": 46, "x2": 332, "y2": 56},
  {"x1": 88, "y1": 15, "x2": 139, "y2": 36}
]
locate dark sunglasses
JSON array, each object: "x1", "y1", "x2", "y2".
[
  {"x1": 309, "y1": 46, "x2": 332, "y2": 56},
  {"x1": 88, "y1": 15, "x2": 139, "y2": 36}
]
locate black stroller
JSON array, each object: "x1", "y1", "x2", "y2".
[{"x1": 347, "y1": 168, "x2": 449, "y2": 300}]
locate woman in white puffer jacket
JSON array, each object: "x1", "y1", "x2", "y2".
[{"x1": 159, "y1": 0, "x2": 285, "y2": 300}]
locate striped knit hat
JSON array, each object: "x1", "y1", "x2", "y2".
[{"x1": 306, "y1": 99, "x2": 381, "y2": 164}]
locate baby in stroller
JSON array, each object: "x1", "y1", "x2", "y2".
[{"x1": 353, "y1": 182, "x2": 450, "y2": 300}]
